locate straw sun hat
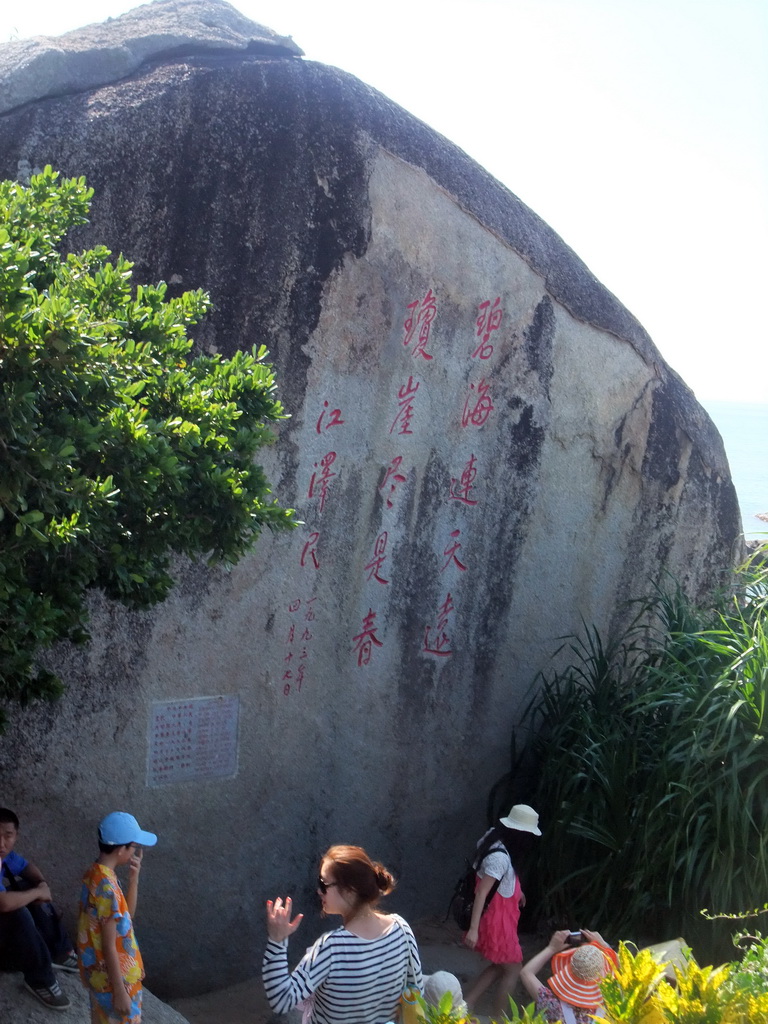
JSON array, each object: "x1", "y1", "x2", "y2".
[
  {"x1": 548, "y1": 943, "x2": 618, "y2": 1009},
  {"x1": 498, "y1": 804, "x2": 542, "y2": 835}
]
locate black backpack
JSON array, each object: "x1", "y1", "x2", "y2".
[{"x1": 447, "y1": 829, "x2": 509, "y2": 931}]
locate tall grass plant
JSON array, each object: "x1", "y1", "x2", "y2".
[{"x1": 514, "y1": 547, "x2": 768, "y2": 959}]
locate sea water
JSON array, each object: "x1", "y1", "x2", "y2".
[{"x1": 701, "y1": 400, "x2": 768, "y2": 541}]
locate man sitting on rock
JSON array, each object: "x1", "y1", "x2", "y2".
[{"x1": 0, "y1": 807, "x2": 76, "y2": 1010}]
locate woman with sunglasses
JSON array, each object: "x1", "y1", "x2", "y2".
[{"x1": 263, "y1": 844, "x2": 422, "y2": 1024}]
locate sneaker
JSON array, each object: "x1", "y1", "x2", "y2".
[
  {"x1": 24, "y1": 979, "x2": 71, "y2": 1010},
  {"x1": 53, "y1": 951, "x2": 79, "y2": 973}
]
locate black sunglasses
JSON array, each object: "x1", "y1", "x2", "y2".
[{"x1": 317, "y1": 877, "x2": 339, "y2": 894}]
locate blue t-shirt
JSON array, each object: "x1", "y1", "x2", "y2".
[{"x1": 0, "y1": 850, "x2": 28, "y2": 891}]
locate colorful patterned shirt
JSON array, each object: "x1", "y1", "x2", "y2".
[
  {"x1": 535, "y1": 986, "x2": 601, "y2": 1023},
  {"x1": 77, "y1": 862, "x2": 144, "y2": 995}
]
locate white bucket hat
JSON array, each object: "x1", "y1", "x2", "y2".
[
  {"x1": 499, "y1": 803, "x2": 541, "y2": 835},
  {"x1": 423, "y1": 972, "x2": 467, "y2": 1013}
]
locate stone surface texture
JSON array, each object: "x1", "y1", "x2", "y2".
[
  {"x1": 0, "y1": 970, "x2": 190, "y2": 1023},
  {"x1": 0, "y1": 0, "x2": 302, "y2": 116},
  {"x1": 0, "y1": 0, "x2": 742, "y2": 999}
]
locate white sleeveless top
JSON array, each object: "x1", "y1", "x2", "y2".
[{"x1": 475, "y1": 829, "x2": 517, "y2": 897}]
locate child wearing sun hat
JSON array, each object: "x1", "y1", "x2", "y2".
[
  {"x1": 520, "y1": 928, "x2": 617, "y2": 1023},
  {"x1": 422, "y1": 971, "x2": 468, "y2": 1016},
  {"x1": 78, "y1": 812, "x2": 158, "y2": 1024},
  {"x1": 463, "y1": 804, "x2": 542, "y2": 1015}
]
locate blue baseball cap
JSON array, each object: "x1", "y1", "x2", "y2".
[{"x1": 98, "y1": 811, "x2": 157, "y2": 846}]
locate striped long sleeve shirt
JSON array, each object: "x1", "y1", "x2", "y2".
[{"x1": 262, "y1": 914, "x2": 423, "y2": 1024}]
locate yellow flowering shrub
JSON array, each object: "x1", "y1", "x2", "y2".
[
  {"x1": 599, "y1": 938, "x2": 768, "y2": 1024},
  {"x1": 655, "y1": 959, "x2": 731, "y2": 1024},
  {"x1": 600, "y1": 944, "x2": 668, "y2": 1024}
]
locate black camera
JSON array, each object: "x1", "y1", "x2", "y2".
[{"x1": 566, "y1": 930, "x2": 584, "y2": 946}]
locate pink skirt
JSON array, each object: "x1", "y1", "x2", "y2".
[{"x1": 474, "y1": 874, "x2": 522, "y2": 964}]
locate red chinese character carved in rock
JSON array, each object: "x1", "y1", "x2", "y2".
[
  {"x1": 352, "y1": 608, "x2": 384, "y2": 667},
  {"x1": 473, "y1": 297, "x2": 503, "y2": 359},
  {"x1": 379, "y1": 456, "x2": 407, "y2": 508},
  {"x1": 364, "y1": 531, "x2": 390, "y2": 585},
  {"x1": 315, "y1": 400, "x2": 345, "y2": 435},
  {"x1": 301, "y1": 531, "x2": 320, "y2": 569},
  {"x1": 449, "y1": 454, "x2": 479, "y2": 506},
  {"x1": 461, "y1": 379, "x2": 494, "y2": 428},
  {"x1": 308, "y1": 451, "x2": 337, "y2": 512},
  {"x1": 441, "y1": 529, "x2": 467, "y2": 573},
  {"x1": 304, "y1": 598, "x2": 317, "y2": 622},
  {"x1": 423, "y1": 592, "x2": 455, "y2": 657},
  {"x1": 389, "y1": 377, "x2": 420, "y2": 435},
  {"x1": 403, "y1": 289, "x2": 437, "y2": 360},
  {"x1": 288, "y1": 599, "x2": 301, "y2": 613}
]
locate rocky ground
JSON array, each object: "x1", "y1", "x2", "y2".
[{"x1": 0, "y1": 970, "x2": 188, "y2": 1024}]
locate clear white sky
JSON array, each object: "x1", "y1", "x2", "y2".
[{"x1": 2, "y1": 0, "x2": 767, "y2": 403}]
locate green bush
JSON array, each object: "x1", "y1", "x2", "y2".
[
  {"x1": 514, "y1": 548, "x2": 768, "y2": 959},
  {"x1": 600, "y1": 933, "x2": 768, "y2": 1023},
  {"x1": 0, "y1": 167, "x2": 295, "y2": 723},
  {"x1": 415, "y1": 935, "x2": 768, "y2": 1024},
  {"x1": 415, "y1": 991, "x2": 549, "y2": 1024}
]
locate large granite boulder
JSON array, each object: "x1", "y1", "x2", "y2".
[
  {"x1": 0, "y1": 0, "x2": 741, "y2": 996},
  {"x1": 0, "y1": 0, "x2": 301, "y2": 115}
]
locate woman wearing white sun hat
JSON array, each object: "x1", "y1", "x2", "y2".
[{"x1": 463, "y1": 804, "x2": 541, "y2": 1015}]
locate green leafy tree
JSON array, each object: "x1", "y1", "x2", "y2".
[{"x1": 0, "y1": 167, "x2": 295, "y2": 723}]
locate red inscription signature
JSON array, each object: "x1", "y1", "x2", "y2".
[
  {"x1": 283, "y1": 597, "x2": 317, "y2": 695},
  {"x1": 308, "y1": 451, "x2": 337, "y2": 512},
  {"x1": 315, "y1": 400, "x2": 345, "y2": 434},
  {"x1": 300, "y1": 531, "x2": 320, "y2": 569}
]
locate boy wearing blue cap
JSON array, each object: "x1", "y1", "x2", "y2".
[{"x1": 78, "y1": 812, "x2": 157, "y2": 1024}]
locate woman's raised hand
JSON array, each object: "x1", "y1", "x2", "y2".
[
  {"x1": 266, "y1": 896, "x2": 304, "y2": 942},
  {"x1": 548, "y1": 929, "x2": 571, "y2": 952}
]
